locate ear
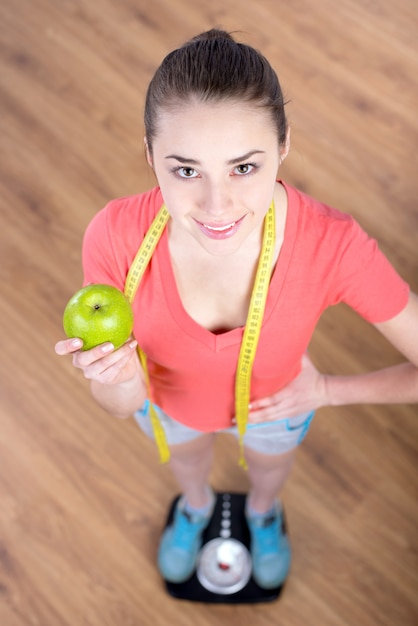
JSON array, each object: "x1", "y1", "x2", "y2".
[
  {"x1": 279, "y1": 126, "x2": 291, "y2": 164},
  {"x1": 144, "y1": 137, "x2": 153, "y2": 168}
]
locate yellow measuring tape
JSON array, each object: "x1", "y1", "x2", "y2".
[
  {"x1": 235, "y1": 203, "x2": 275, "y2": 468},
  {"x1": 124, "y1": 201, "x2": 276, "y2": 468},
  {"x1": 125, "y1": 206, "x2": 171, "y2": 463}
]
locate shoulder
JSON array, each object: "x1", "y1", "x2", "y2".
[
  {"x1": 281, "y1": 181, "x2": 410, "y2": 321},
  {"x1": 282, "y1": 181, "x2": 364, "y2": 259},
  {"x1": 89, "y1": 186, "x2": 163, "y2": 237},
  {"x1": 81, "y1": 186, "x2": 164, "y2": 289},
  {"x1": 84, "y1": 186, "x2": 163, "y2": 254},
  {"x1": 284, "y1": 182, "x2": 353, "y2": 227}
]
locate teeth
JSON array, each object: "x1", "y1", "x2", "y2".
[{"x1": 203, "y1": 222, "x2": 236, "y2": 231}]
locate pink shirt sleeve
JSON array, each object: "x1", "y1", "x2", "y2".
[
  {"x1": 330, "y1": 217, "x2": 410, "y2": 323},
  {"x1": 82, "y1": 203, "x2": 127, "y2": 291},
  {"x1": 81, "y1": 188, "x2": 163, "y2": 291}
]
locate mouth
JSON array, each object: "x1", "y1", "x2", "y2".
[{"x1": 193, "y1": 215, "x2": 246, "y2": 239}]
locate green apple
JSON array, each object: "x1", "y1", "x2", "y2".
[{"x1": 63, "y1": 284, "x2": 134, "y2": 351}]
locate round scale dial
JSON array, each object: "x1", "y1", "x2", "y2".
[{"x1": 196, "y1": 538, "x2": 252, "y2": 594}]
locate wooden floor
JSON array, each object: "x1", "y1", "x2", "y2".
[{"x1": 1, "y1": 1, "x2": 417, "y2": 624}]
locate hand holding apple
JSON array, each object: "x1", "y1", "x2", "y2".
[
  {"x1": 55, "y1": 332, "x2": 141, "y2": 389},
  {"x1": 57, "y1": 285, "x2": 146, "y2": 410},
  {"x1": 63, "y1": 284, "x2": 134, "y2": 350}
]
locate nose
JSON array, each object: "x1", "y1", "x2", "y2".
[{"x1": 200, "y1": 180, "x2": 233, "y2": 217}]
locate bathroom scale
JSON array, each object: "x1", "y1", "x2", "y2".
[{"x1": 161, "y1": 492, "x2": 287, "y2": 604}]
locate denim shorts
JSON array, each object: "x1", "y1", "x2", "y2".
[{"x1": 134, "y1": 400, "x2": 314, "y2": 456}]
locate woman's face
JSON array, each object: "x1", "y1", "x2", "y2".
[{"x1": 147, "y1": 98, "x2": 287, "y2": 256}]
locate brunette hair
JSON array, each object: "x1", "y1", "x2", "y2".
[{"x1": 144, "y1": 29, "x2": 288, "y2": 153}]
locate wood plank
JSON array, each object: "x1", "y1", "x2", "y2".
[{"x1": 0, "y1": 1, "x2": 417, "y2": 624}]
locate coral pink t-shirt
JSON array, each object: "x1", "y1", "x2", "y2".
[{"x1": 82, "y1": 182, "x2": 410, "y2": 431}]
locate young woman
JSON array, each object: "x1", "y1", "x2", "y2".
[{"x1": 55, "y1": 29, "x2": 418, "y2": 590}]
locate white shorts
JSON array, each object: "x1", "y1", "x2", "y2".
[{"x1": 134, "y1": 400, "x2": 314, "y2": 456}]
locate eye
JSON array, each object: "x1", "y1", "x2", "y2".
[
  {"x1": 175, "y1": 166, "x2": 199, "y2": 178},
  {"x1": 233, "y1": 163, "x2": 256, "y2": 176}
]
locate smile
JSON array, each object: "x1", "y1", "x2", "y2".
[
  {"x1": 203, "y1": 221, "x2": 237, "y2": 231},
  {"x1": 193, "y1": 215, "x2": 246, "y2": 240}
]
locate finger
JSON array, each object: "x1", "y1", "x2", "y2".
[
  {"x1": 73, "y1": 342, "x2": 115, "y2": 368},
  {"x1": 249, "y1": 394, "x2": 280, "y2": 411},
  {"x1": 76, "y1": 339, "x2": 137, "y2": 375},
  {"x1": 248, "y1": 407, "x2": 279, "y2": 424},
  {"x1": 90, "y1": 351, "x2": 137, "y2": 384},
  {"x1": 55, "y1": 338, "x2": 83, "y2": 355},
  {"x1": 248, "y1": 398, "x2": 292, "y2": 423}
]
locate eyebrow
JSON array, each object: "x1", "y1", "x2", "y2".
[{"x1": 165, "y1": 149, "x2": 266, "y2": 166}]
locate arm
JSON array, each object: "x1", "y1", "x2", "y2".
[
  {"x1": 55, "y1": 338, "x2": 148, "y2": 419},
  {"x1": 325, "y1": 291, "x2": 418, "y2": 406},
  {"x1": 248, "y1": 292, "x2": 418, "y2": 423}
]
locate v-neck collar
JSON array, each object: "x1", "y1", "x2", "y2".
[{"x1": 157, "y1": 182, "x2": 299, "y2": 351}]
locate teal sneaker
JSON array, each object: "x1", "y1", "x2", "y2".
[
  {"x1": 246, "y1": 501, "x2": 291, "y2": 589},
  {"x1": 158, "y1": 496, "x2": 214, "y2": 583}
]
